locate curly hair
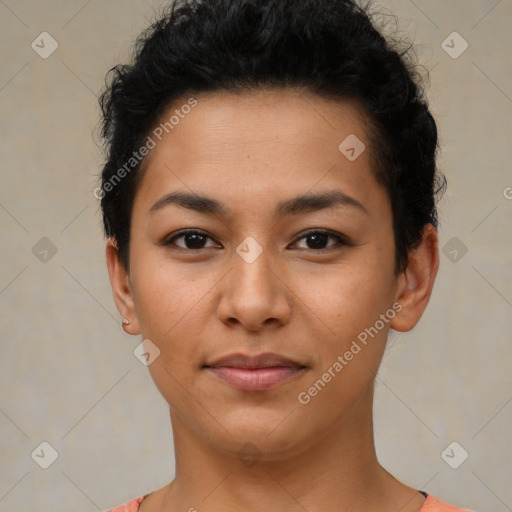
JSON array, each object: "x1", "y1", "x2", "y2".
[{"x1": 98, "y1": 0, "x2": 446, "y2": 275}]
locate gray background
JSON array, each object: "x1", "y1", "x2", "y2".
[{"x1": 0, "y1": 0, "x2": 511, "y2": 511}]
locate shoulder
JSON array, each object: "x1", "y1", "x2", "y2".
[
  {"x1": 105, "y1": 495, "x2": 145, "y2": 512},
  {"x1": 421, "y1": 494, "x2": 476, "y2": 512}
]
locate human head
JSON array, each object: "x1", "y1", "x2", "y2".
[
  {"x1": 98, "y1": 0, "x2": 446, "y2": 276},
  {"x1": 100, "y1": 0, "x2": 442, "y2": 466}
]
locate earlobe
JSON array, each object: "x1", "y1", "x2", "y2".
[
  {"x1": 105, "y1": 238, "x2": 141, "y2": 335},
  {"x1": 390, "y1": 224, "x2": 440, "y2": 333}
]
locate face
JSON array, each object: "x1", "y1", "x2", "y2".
[{"x1": 107, "y1": 88, "x2": 437, "y2": 460}]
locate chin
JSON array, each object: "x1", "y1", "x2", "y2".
[{"x1": 201, "y1": 412, "x2": 312, "y2": 460}]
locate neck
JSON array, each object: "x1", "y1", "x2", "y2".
[{"x1": 153, "y1": 384, "x2": 424, "y2": 512}]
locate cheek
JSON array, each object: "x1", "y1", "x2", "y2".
[
  {"x1": 293, "y1": 257, "x2": 394, "y2": 386},
  {"x1": 128, "y1": 269, "x2": 203, "y2": 398},
  {"x1": 130, "y1": 252, "x2": 200, "y2": 333},
  {"x1": 294, "y1": 270, "x2": 392, "y2": 415},
  {"x1": 294, "y1": 257, "x2": 391, "y2": 330}
]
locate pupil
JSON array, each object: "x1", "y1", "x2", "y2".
[
  {"x1": 308, "y1": 233, "x2": 328, "y2": 249},
  {"x1": 187, "y1": 233, "x2": 205, "y2": 249}
]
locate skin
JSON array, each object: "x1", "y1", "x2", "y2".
[{"x1": 106, "y1": 88, "x2": 439, "y2": 512}]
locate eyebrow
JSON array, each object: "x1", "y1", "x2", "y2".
[{"x1": 149, "y1": 189, "x2": 368, "y2": 218}]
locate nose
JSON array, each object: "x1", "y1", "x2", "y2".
[{"x1": 216, "y1": 240, "x2": 292, "y2": 332}]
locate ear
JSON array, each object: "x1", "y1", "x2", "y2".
[
  {"x1": 390, "y1": 223, "x2": 440, "y2": 332},
  {"x1": 105, "y1": 237, "x2": 140, "y2": 335}
]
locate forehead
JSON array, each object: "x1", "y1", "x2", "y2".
[
  {"x1": 145, "y1": 87, "x2": 372, "y2": 159},
  {"x1": 134, "y1": 88, "x2": 384, "y2": 218}
]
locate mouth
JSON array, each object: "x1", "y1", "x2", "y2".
[{"x1": 203, "y1": 352, "x2": 308, "y2": 391}]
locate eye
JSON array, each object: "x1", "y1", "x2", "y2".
[
  {"x1": 163, "y1": 230, "x2": 220, "y2": 250},
  {"x1": 291, "y1": 229, "x2": 350, "y2": 251},
  {"x1": 162, "y1": 228, "x2": 351, "y2": 252}
]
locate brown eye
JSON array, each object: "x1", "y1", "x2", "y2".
[
  {"x1": 164, "y1": 230, "x2": 220, "y2": 250},
  {"x1": 291, "y1": 230, "x2": 350, "y2": 251}
]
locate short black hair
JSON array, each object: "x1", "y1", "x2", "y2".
[{"x1": 98, "y1": 0, "x2": 446, "y2": 275}]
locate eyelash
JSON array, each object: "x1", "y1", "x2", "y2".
[{"x1": 162, "y1": 229, "x2": 351, "y2": 252}]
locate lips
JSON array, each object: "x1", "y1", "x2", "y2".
[
  {"x1": 205, "y1": 352, "x2": 305, "y2": 369},
  {"x1": 203, "y1": 352, "x2": 307, "y2": 391}
]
